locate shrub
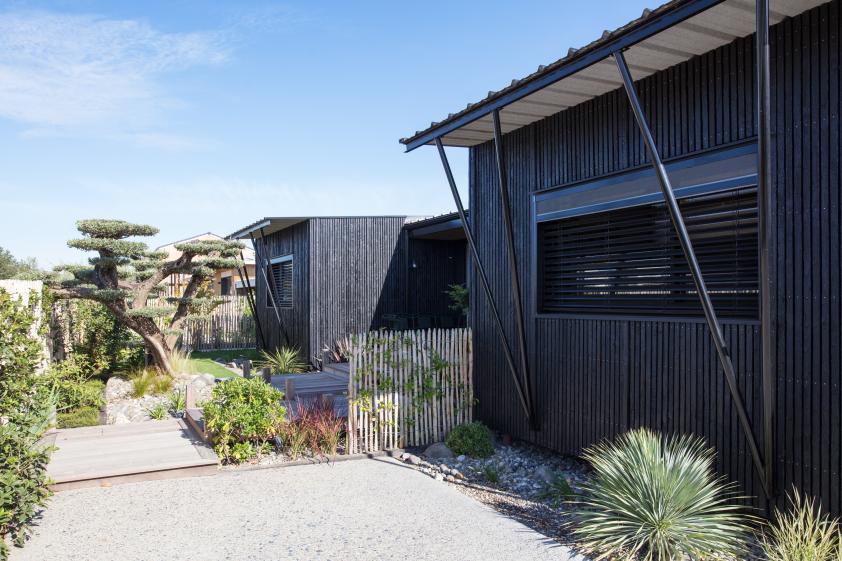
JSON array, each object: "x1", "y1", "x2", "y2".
[
  {"x1": 62, "y1": 299, "x2": 144, "y2": 375},
  {"x1": 129, "y1": 368, "x2": 172, "y2": 398},
  {"x1": 290, "y1": 397, "x2": 344, "y2": 457},
  {"x1": 145, "y1": 402, "x2": 168, "y2": 421},
  {"x1": 481, "y1": 464, "x2": 499, "y2": 483},
  {"x1": 56, "y1": 406, "x2": 100, "y2": 428},
  {"x1": 259, "y1": 347, "x2": 306, "y2": 374},
  {"x1": 573, "y1": 428, "x2": 752, "y2": 561},
  {"x1": 167, "y1": 387, "x2": 186, "y2": 415},
  {"x1": 202, "y1": 378, "x2": 286, "y2": 463},
  {"x1": 761, "y1": 490, "x2": 842, "y2": 561},
  {"x1": 44, "y1": 356, "x2": 105, "y2": 413},
  {"x1": 445, "y1": 422, "x2": 494, "y2": 458},
  {"x1": 0, "y1": 289, "x2": 53, "y2": 560}
]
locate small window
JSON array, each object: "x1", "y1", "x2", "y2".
[
  {"x1": 220, "y1": 276, "x2": 231, "y2": 296},
  {"x1": 537, "y1": 187, "x2": 758, "y2": 318},
  {"x1": 267, "y1": 255, "x2": 293, "y2": 308}
]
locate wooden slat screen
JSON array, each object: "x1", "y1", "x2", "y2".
[
  {"x1": 269, "y1": 258, "x2": 293, "y2": 308},
  {"x1": 538, "y1": 187, "x2": 758, "y2": 318}
]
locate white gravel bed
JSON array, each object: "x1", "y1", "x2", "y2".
[{"x1": 11, "y1": 457, "x2": 582, "y2": 561}]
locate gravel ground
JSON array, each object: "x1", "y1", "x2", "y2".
[
  {"x1": 11, "y1": 458, "x2": 583, "y2": 561},
  {"x1": 402, "y1": 441, "x2": 591, "y2": 545}
]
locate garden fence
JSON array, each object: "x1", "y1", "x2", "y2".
[
  {"x1": 346, "y1": 328, "x2": 473, "y2": 454},
  {"x1": 148, "y1": 295, "x2": 256, "y2": 351}
]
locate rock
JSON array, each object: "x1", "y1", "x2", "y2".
[
  {"x1": 226, "y1": 362, "x2": 237, "y2": 369},
  {"x1": 451, "y1": 470, "x2": 465, "y2": 480},
  {"x1": 434, "y1": 473, "x2": 444, "y2": 482},
  {"x1": 187, "y1": 374, "x2": 216, "y2": 405},
  {"x1": 423, "y1": 442, "x2": 454, "y2": 459},
  {"x1": 399, "y1": 452, "x2": 410, "y2": 461},
  {"x1": 104, "y1": 377, "x2": 132, "y2": 402},
  {"x1": 534, "y1": 464, "x2": 556, "y2": 485},
  {"x1": 107, "y1": 402, "x2": 147, "y2": 424},
  {"x1": 445, "y1": 475, "x2": 456, "y2": 483},
  {"x1": 439, "y1": 464, "x2": 451, "y2": 475},
  {"x1": 456, "y1": 454, "x2": 467, "y2": 462},
  {"x1": 404, "y1": 454, "x2": 421, "y2": 466}
]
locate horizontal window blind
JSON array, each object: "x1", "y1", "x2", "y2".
[
  {"x1": 268, "y1": 258, "x2": 293, "y2": 308},
  {"x1": 538, "y1": 187, "x2": 758, "y2": 318}
]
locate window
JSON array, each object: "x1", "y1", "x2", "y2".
[
  {"x1": 220, "y1": 276, "x2": 231, "y2": 296},
  {"x1": 537, "y1": 187, "x2": 758, "y2": 318},
  {"x1": 267, "y1": 255, "x2": 293, "y2": 308}
]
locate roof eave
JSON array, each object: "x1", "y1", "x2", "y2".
[{"x1": 399, "y1": 0, "x2": 723, "y2": 152}]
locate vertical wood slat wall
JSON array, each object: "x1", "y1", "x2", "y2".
[{"x1": 468, "y1": 0, "x2": 840, "y2": 513}]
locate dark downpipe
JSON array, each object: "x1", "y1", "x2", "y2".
[
  {"x1": 613, "y1": 50, "x2": 769, "y2": 496},
  {"x1": 236, "y1": 250, "x2": 266, "y2": 350},
  {"x1": 492, "y1": 110, "x2": 538, "y2": 430},
  {"x1": 251, "y1": 230, "x2": 291, "y2": 348},
  {"x1": 756, "y1": 0, "x2": 775, "y2": 498},
  {"x1": 435, "y1": 137, "x2": 533, "y2": 423}
]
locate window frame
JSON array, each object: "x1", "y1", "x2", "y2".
[
  {"x1": 266, "y1": 254, "x2": 294, "y2": 309},
  {"x1": 529, "y1": 141, "x2": 761, "y2": 324}
]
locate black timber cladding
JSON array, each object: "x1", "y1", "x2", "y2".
[
  {"x1": 251, "y1": 216, "x2": 467, "y2": 363},
  {"x1": 468, "y1": 0, "x2": 841, "y2": 513}
]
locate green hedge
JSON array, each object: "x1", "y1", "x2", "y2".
[{"x1": 0, "y1": 289, "x2": 53, "y2": 560}]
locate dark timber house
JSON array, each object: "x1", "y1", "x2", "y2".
[
  {"x1": 228, "y1": 216, "x2": 467, "y2": 364},
  {"x1": 401, "y1": 0, "x2": 840, "y2": 513}
]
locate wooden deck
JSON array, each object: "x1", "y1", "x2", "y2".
[
  {"x1": 270, "y1": 365, "x2": 350, "y2": 417},
  {"x1": 46, "y1": 419, "x2": 218, "y2": 491}
]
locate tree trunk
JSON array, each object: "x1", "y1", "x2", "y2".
[{"x1": 141, "y1": 332, "x2": 173, "y2": 375}]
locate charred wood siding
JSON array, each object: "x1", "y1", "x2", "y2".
[
  {"x1": 307, "y1": 217, "x2": 408, "y2": 363},
  {"x1": 253, "y1": 221, "x2": 310, "y2": 357},
  {"x1": 406, "y1": 239, "x2": 467, "y2": 316},
  {"x1": 469, "y1": 0, "x2": 840, "y2": 512}
]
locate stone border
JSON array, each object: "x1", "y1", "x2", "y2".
[{"x1": 224, "y1": 448, "x2": 405, "y2": 472}]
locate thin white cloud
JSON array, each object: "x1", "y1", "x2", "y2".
[{"x1": 0, "y1": 10, "x2": 228, "y2": 145}]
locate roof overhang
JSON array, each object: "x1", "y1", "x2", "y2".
[
  {"x1": 405, "y1": 212, "x2": 467, "y2": 240},
  {"x1": 400, "y1": 0, "x2": 826, "y2": 152},
  {"x1": 227, "y1": 218, "x2": 308, "y2": 240}
]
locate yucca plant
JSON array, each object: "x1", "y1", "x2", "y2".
[
  {"x1": 259, "y1": 347, "x2": 306, "y2": 374},
  {"x1": 761, "y1": 489, "x2": 842, "y2": 561},
  {"x1": 573, "y1": 428, "x2": 752, "y2": 561}
]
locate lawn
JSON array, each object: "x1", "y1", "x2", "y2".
[{"x1": 188, "y1": 349, "x2": 262, "y2": 379}]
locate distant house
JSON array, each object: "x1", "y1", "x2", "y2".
[
  {"x1": 228, "y1": 216, "x2": 467, "y2": 364},
  {"x1": 156, "y1": 232, "x2": 256, "y2": 297}
]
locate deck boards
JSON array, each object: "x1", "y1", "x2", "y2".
[{"x1": 47, "y1": 419, "x2": 217, "y2": 491}]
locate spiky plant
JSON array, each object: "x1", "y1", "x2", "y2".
[
  {"x1": 167, "y1": 348, "x2": 196, "y2": 376},
  {"x1": 573, "y1": 428, "x2": 752, "y2": 561},
  {"x1": 259, "y1": 347, "x2": 306, "y2": 374},
  {"x1": 48, "y1": 219, "x2": 243, "y2": 374},
  {"x1": 761, "y1": 489, "x2": 841, "y2": 561}
]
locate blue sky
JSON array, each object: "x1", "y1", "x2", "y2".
[{"x1": 0, "y1": 0, "x2": 653, "y2": 266}]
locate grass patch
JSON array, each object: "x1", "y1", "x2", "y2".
[
  {"x1": 57, "y1": 406, "x2": 100, "y2": 428},
  {"x1": 191, "y1": 349, "x2": 261, "y2": 362},
  {"x1": 189, "y1": 358, "x2": 238, "y2": 379}
]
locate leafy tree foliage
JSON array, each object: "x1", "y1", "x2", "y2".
[
  {"x1": 49, "y1": 220, "x2": 243, "y2": 374},
  {"x1": 0, "y1": 289, "x2": 52, "y2": 560},
  {"x1": 0, "y1": 247, "x2": 40, "y2": 280}
]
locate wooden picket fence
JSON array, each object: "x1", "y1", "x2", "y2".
[
  {"x1": 148, "y1": 295, "x2": 256, "y2": 351},
  {"x1": 346, "y1": 328, "x2": 473, "y2": 454}
]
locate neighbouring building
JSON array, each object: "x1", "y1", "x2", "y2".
[
  {"x1": 156, "y1": 233, "x2": 256, "y2": 297},
  {"x1": 401, "y1": 0, "x2": 840, "y2": 514},
  {"x1": 228, "y1": 216, "x2": 467, "y2": 364}
]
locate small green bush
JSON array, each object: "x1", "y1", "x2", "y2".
[
  {"x1": 44, "y1": 357, "x2": 105, "y2": 413},
  {"x1": 202, "y1": 378, "x2": 286, "y2": 463},
  {"x1": 129, "y1": 368, "x2": 172, "y2": 398},
  {"x1": 56, "y1": 406, "x2": 101, "y2": 428},
  {"x1": 445, "y1": 422, "x2": 494, "y2": 458},
  {"x1": 761, "y1": 489, "x2": 842, "y2": 561},
  {"x1": 259, "y1": 347, "x2": 306, "y2": 374},
  {"x1": 573, "y1": 428, "x2": 752, "y2": 561}
]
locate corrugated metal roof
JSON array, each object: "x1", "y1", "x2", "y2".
[{"x1": 400, "y1": 0, "x2": 826, "y2": 150}]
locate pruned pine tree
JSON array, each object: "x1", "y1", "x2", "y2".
[{"x1": 50, "y1": 220, "x2": 243, "y2": 374}]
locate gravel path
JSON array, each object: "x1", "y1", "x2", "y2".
[{"x1": 12, "y1": 458, "x2": 582, "y2": 561}]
